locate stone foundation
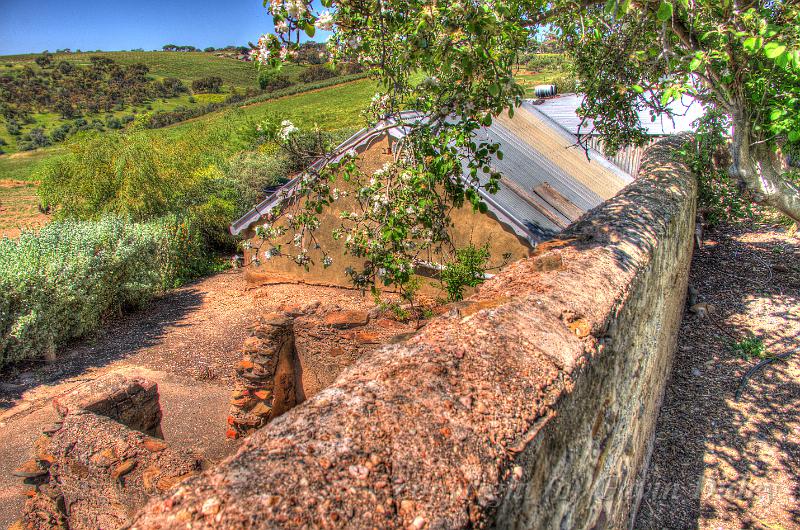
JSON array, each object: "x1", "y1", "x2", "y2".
[
  {"x1": 13, "y1": 373, "x2": 201, "y2": 530},
  {"x1": 226, "y1": 303, "x2": 422, "y2": 439},
  {"x1": 227, "y1": 313, "x2": 298, "y2": 439}
]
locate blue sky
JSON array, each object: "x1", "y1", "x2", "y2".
[{"x1": 0, "y1": 0, "x2": 324, "y2": 55}]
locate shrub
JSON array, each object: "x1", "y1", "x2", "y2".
[
  {"x1": 523, "y1": 53, "x2": 567, "y2": 71},
  {"x1": 50, "y1": 123, "x2": 72, "y2": 142},
  {"x1": 18, "y1": 127, "x2": 51, "y2": 151},
  {"x1": 258, "y1": 70, "x2": 293, "y2": 92},
  {"x1": 6, "y1": 120, "x2": 20, "y2": 136},
  {"x1": 0, "y1": 137, "x2": 6, "y2": 146},
  {"x1": 299, "y1": 65, "x2": 338, "y2": 83},
  {"x1": 192, "y1": 76, "x2": 224, "y2": 93},
  {"x1": 36, "y1": 126, "x2": 246, "y2": 256},
  {"x1": 336, "y1": 62, "x2": 365, "y2": 75},
  {"x1": 0, "y1": 215, "x2": 212, "y2": 369},
  {"x1": 225, "y1": 151, "x2": 291, "y2": 207},
  {"x1": 440, "y1": 243, "x2": 491, "y2": 302},
  {"x1": 105, "y1": 116, "x2": 122, "y2": 129},
  {"x1": 681, "y1": 111, "x2": 759, "y2": 227},
  {"x1": 158, "y1": 77, "x2": 188, "y2": 97}
]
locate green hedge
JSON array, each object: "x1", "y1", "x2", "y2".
[{"x1": 0, "y1": 215, "x2": 211, "y2": 369}]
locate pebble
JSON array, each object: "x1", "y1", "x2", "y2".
[
  {"x1": 410, "y1": 515, "x2": 426, "y2": 529},
  {"x1": 11, "y1": 460, "x2": 48, "y2": 479},
  {"x1": 201, "y1": 497, "x2": 221, "y2": 515}
]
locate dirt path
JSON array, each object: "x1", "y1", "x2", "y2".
[
  {"x1": 635, "y1": 223, "x2": 800, "y2": 529},
  {"x1": 0, "y1": 269, "x2": 379, "y2": 528}
]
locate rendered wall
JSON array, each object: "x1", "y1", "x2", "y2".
[
  {"x1": 131, "y1": 136, "x2": 696, "y2": 529},
  {"x1": 242, "y1": 136, "x2": 533, "y2": 291}
]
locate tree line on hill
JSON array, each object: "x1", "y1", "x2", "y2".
[{"x1": 1, "y1": 55, "x2": 188, "y2": 122}]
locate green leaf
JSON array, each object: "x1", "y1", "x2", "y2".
[
  {"x1": 488, "y1": 83, "x2": 500, "y2": 97},
  {"x1": 656, "y1": 1, "x2": 673, "y2": 21},
  {"x1": 770, "y1": 109, "x2": 783, "y2": 121},
  {"x1": 764, "y1": 42, "x2": 786, "y2": 59},
  {"x1": 689, "y1": 56, "x2": 702, "y2": 71},
  {"x1": 631, "y1": 84, "x2": 645, "y2": 94},
  {"x1": 743, "y1": 36, "x2": 760, "y2": 52},
  {"x1": 305, "y1": 23, "x2": 316, "y2": 38},
  {"x1": 604, "y1": 0, "x2": 617, "y2": 15}
]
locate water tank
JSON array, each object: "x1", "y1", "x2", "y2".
[{"x1": 534, "y1": 84, "x2": 558, "y2": 99}]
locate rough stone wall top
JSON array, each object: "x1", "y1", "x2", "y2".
[{"x1": 131, "y1": 136, "x2": 696, "y2": 529}]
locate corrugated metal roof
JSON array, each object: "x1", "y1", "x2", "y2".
[
  {"x1": 528, "y1": 94, "x2": 703, "y2": 137},
  {"x1": 465, "y1": 104, "x2": 631, "y2": 243},
  {"x1": 230, "y1": 107, "x2": 633, "y2": 244}
]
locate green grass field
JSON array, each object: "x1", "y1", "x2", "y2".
[{"x1": 169, "y1": 78, "x2": 377, "y2": 136}]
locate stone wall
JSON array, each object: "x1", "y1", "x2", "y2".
[
  {"x1": 14, "y1": 374, "x2": 201, "y2": 530},
  {"x1": 131, "y1": 136, "x2": 696, "y2": 529}
]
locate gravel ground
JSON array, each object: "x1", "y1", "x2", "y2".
[{"x1": 635, "y1": 222, "x2": 800, "y2": 529}]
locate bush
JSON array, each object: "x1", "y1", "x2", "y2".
[
  {"x1": 299, "y1": 65, "x2": 338, "y2": 83},
  {"x1": 192, "y1": 76, "x2": 224, "y2": 93},
  {"x1": 158, "y1": 77, "x2": 188, "y2": 97},
  {"x1": 0, "y1": 137, "x2": 6, "y2": 146},
  {"x1": 440, "y1": 244, "x2": 491, "y2": 302},
  {"x1": 682, "y1": 111, "x2": 758, "y2": 227},
  {"x1": 6, "y1": 120, "x2": 20, "y2": 136},
  {"x1": 523, "y1": 53, "x2": 567, "y2": 71},
  {"x1": 225, "y1": 151, "x2": 291, "y2": 207},
  {"x1": 105, "y1": 116, "x2": 122, "y2": 129},
  {"x1": 36, "y1": 126, "x2": 248, "y2": 255},
  {"x1": 18, "y1": 127, "x2": 51, "y2": 151},
  {"x1": 0, "y1": 216, "x2": 212, "y2": 369},
  {"x1": 258, "y1": 70, "x2": 294, "y2": 92}
]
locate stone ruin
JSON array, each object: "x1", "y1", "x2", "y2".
[
  {"x1": 11, "y1": 300, "x2": 423, "y2": 528},
  {"x1": 227, "y1": 312, "x2": 297, "y2": 438},
  {"x1": 11, "y1": 374, "x2": 201, "y2": 530},
  {"x1": 227, "y1": 302, "x2": 420, "y2": 439}
]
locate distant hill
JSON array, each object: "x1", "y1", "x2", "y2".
[
  {"x1": 0, "y1": 51, "x2": 316, "y2": 156},
  {"x1": 0, "y1": 51, "x2": 297, "y2": 91}
]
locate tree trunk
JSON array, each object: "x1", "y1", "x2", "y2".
[{"x1": 729, "y1": 113, "x2": 800, "y2": 223}]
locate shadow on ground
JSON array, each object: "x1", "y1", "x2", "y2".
[
  {"x1": 635, "y1": 223, "x2": 800, "y2": 529},
  {"x1": 0, "y1": 286, "x2": 205, "y2": 409}
]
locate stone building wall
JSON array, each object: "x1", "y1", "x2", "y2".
[{"x1": 131, "y1": 136, "x2": 696, "y2": 529}]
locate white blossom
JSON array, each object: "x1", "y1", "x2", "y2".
[
  {"x1": 315, "y1": 11, "x2": 334, "y2": 31},
  {"x1": 280, "y1": 119, "x2": 298, "y2": 140},
  {"x1": 285, "y1": 0, "x2": 306, "y2": 18}
]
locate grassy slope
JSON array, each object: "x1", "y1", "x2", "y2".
[
  {"x1": 0, "y1": 51, "x2": 296, "y2": 155},
  {"x1": 168, "y1": 78, "x2": 377, "y2": 137},
  {"x1": 0, "y1": 51, "x2": 289, "y2": 90},
  {"x1": 0, "y1": 78, "x2": 377, "y2": 180}
]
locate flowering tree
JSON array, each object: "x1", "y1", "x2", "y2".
[{"x1": 248, "y1": 0, "x2": 800, "y2": 295}]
